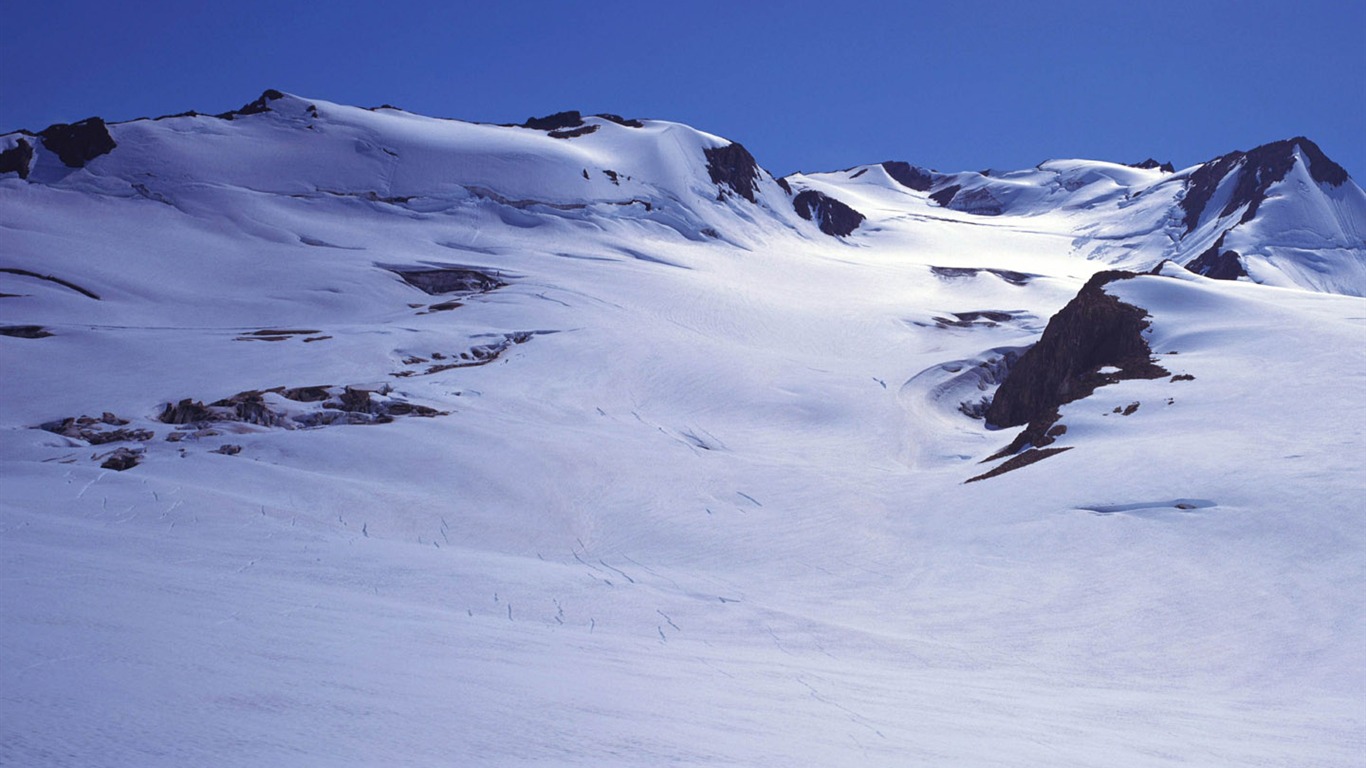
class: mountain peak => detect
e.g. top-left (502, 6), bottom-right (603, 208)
top-left (1180, 135), bottom-right (1351, 233)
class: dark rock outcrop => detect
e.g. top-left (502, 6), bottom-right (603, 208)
top-left (1180, 137), bottom-right (1349, 233)
top-left (704, 143), bottom-right (761, 203)
top-left (985, 271), bottom-right (1168, 430)
top-left (548, 125), bottom-right (599, 139)
top-left (40, 414), bottom-right (153, 444)
top-left (100, 447), bottom-right (144, 471)
top-left (944, 186), bottom-right (1003, 216)
top-left (386, 266), bottom-right (506, 295)
top-left (929, 266), bottom-right (1035, 286)
top-left (523, 111), bottom-right (584, 131)
top-left (929, 184), bottom-right (961, 208)
top-left (596, 113), bottom-right (644, 128)
top-left (881, 161), bottom-right (935, 191)
top-left (38, 118), bottom-right (116, 168)
top-left (1185, 233), bottom-right (1248, 280)
top-left (793, 189), bottom-right (864, 237)
top-left (218, 89), bottom-right (286, 119)
top-left (0, 138), bottom-right (34, 179)
top-left (966, 446), bottom-right (1072, 483)
top-left (1129, 158), bottom-right (1175, 172)
top-left (160, 399), bottom-right (217, 425)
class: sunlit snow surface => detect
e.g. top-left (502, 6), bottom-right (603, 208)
top-left (2, 96), bottom-right (1364, 766)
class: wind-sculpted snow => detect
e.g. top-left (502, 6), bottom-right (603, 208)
top-left (2, 92), bottom-right (1364, 766)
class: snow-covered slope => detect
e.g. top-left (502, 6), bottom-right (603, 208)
top-left (2, 92), bottom-right (1364, 766)
top-left (789, 138), bottom-right (1366, 296)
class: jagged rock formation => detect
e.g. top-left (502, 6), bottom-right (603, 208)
top-left (879, 160), bottom-right (934, 189)
top-left (881, 161), bottom-right (936, 191)
top-left (1185, 233), bottom-right (1248, 280)
top-left (37, 118), bottom-right (116, 168)
top-left (704, 143), bottom-right (761, 202)
top-left (223, 89), bottom-right (287, 118)
top-left (522, 111), bottom-right (585, 131)
top-left (793, 189), bottom-right (864, 236)
top-left (1129, 158), bottom-right (1175, 172)
top-left (985, 270), bottom-right (1168, 430)
top-left (0, 138), bottom-right (34, 179)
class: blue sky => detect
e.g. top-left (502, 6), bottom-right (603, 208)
top-left (3, 1), bottom-right (1363, 177)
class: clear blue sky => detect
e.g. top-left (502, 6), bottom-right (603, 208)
top-left (3, 1), bottom-right (1363, 177)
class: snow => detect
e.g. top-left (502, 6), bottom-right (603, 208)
top-left (2, 94), bottom-right (1364, 766)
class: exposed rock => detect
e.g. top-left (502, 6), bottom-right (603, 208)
top-left (211, 391), bottom-right (281, 426)
top-left (775, 177), bottom-right (793, 195)
top-left (1185, 233), bottom-right (1248, 280)
top-left (932, 311), bottom-right (1016, 329)
top-left (523, 111), bottom-right (584, 131)
top-left (792, 189), bottom-right (864, 237)
top-left (703, 143), bottom-right (761, 203)
top-left (39, 415), bottom-right (153, 444)
top-left (1171, 374), bottom-right (1195, 382)
top-left (966, 447), bottom-right (1072, 483)
top-left (38, 118), bottom-right (117, 168)
top-left (881, 161), bottom-right (935, 191)
top-left (281, 385), bottom-right (332, 402)
top-left (386, 266), bottom-right (506, 295)
top-left (159, 399), bottom-right (217, 425)
top-left (0, 138), bottom-right (34, 179)
top-left (218, 89), bottom-right (287, 119)
top-left (549, 125), bottom-right (599, 139)
top-left (595, 114), bottom-right (644, 128)
top-left (99, 447), bottom-right (144, 471)
top-left (928, 266), bottom-right (1034, 286)
top-left (944, 186), bottom-right (1003, 216)
top-left (211, 444), bottom-right (242, 456)
top-left (1129, 158), bottom-right (1175, 172)
top-left (985, 270), bottom-right (1168, 430)
top-left (1180, 137), bottom-right (1349, 233)
top-left (335, 387), bottom-right (374, 413)
top-left (929, 184), bottom-right (961, 208)
top-left (0, 325), bottom-right (51, 338)
top-left (404, 331), bottom-right (542, 376)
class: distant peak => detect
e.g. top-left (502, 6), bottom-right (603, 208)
top-left (1180, 135), bottom-right (1352, 233)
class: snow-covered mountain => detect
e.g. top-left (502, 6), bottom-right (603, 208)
top-left (2, 91), bottom-right (1364, 766)
top-left (788, 139), bottom-right (1366, 296)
